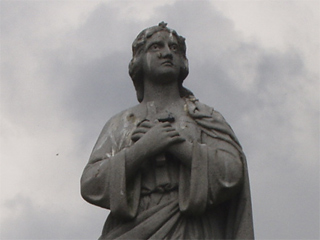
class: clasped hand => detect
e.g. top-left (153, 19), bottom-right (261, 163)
top-left (131, 120), bottom-right (185, 157)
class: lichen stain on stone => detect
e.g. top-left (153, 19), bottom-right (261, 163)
top-left (127, 113), bottom-right (136, 123)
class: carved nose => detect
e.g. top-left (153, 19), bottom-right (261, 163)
top-left (159, 45), bottom-right (173, 59)
top-left (162, 52), bottom-right (173, 59)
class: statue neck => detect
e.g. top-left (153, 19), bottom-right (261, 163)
top-left (142, 78), bottom-right (182, 111)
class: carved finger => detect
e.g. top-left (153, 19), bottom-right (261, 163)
top-left (159, 122), bottom-right (172, 127)
top-left (170, 136), bottom-right (185, 143)
top-left (167, 131), bottom-right (180, 137)
top-left (163, 127), bottom-right (176, 132)
top-left (137, 119), bottom-right (151, 127)
top-left (131, 133), bottom-right (144, 142)
top-left (132, 128), bottom-right (148, 135)
top-left (139, 121), bottom-right (154, 128)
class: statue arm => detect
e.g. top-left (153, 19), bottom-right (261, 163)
top-left (80, 118), bottom-right (120, 209)
top-left (177, 103), bottom-right (244, 213)
top-left (167, 140), bottom-right (193, 167)
top-left (206, 139), bottom-right (243, 206)
top-left (80, 113), bottom-right (185, 218)
top-left (168, 132), bottom-right (243, 204)
top-left (80, 115), bottom-right (141, 218)
top-left (177, 138), bottom-right (243, 215)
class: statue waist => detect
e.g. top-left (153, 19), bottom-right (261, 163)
top-left (141, 183), bottom-right (178, 196)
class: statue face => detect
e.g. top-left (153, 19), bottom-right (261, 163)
top-left (142, 31), bottom-right (181, 83)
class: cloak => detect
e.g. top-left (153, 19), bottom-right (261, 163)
top-left (81, 98), bottom-right (254, 239)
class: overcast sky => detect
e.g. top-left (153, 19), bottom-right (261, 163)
top-left (1, 1), bottom-right (319, 239)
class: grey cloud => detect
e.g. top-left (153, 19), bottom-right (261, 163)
top-left (1, 1), bottom-right (319, 239)
top-left (1, 194), bottom-right (107, 239)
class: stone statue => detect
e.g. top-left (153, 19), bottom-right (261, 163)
top-left (81, 22), bottom-right (254, 239)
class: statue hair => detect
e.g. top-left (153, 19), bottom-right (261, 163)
top-left (129, 22), bottom-right (193, 102)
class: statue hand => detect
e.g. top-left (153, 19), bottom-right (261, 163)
top-left (131, 120), bottom-right (155, 142)
top-left (132, 120), bottom-right (185, 157)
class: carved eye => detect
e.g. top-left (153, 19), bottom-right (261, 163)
top-left (150, 44), bottom-right (160, 50)
top-left (171, 44), bottom-right (178, 52)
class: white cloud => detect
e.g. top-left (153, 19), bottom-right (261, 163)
top-left (213, 1), bottom-right (319, 73)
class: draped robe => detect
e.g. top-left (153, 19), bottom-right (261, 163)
top-left (81, 98), bottom-right (254, 239)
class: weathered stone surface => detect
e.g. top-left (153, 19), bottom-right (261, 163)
top-left (81, 22), bottom-right (254, 239)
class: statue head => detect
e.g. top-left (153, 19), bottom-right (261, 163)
top-left (129, 22), bottom-right (191, 102)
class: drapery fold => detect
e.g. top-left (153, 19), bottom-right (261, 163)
top-left (81, 98), bottom-right (254, 239)
top-left (179, 142), bottom-right (208, 215)
top-left (110, 150), bottom-right (141, 219)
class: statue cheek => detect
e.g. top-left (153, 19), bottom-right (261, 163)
top-left (145, 54), bottom-right (154, 70)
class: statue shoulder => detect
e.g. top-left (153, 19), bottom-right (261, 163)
top-left (187, 98), bottom-right (224, 120)
top-left (101, 105), bottom-right (143, 133)
top-left (195, 100), bottom-right (227, 122)
top-left (92, 105), bottom-right (142, 154)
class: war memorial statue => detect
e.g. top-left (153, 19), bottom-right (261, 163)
top-left (81, 22), bottom-right (254, 239)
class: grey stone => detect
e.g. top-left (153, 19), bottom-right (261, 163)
top-left (81, 22), bottom-right (254, 239)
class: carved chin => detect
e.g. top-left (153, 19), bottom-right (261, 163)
top-left (155, 70), bottom-right (179, 82)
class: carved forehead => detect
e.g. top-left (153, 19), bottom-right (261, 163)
top-left (145, 27), bottom-right (176, 38)
top-left (131, 24), bottom-right (186, 57)
top-left (145, 31), bottom-right (179, 46)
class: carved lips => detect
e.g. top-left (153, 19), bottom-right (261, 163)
top-left (161, 60), bottom-right (174, 66)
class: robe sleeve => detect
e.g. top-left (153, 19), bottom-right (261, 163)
top-left (206, 137), bottom-right (243, 206)
top-left (178, 140), bottom-right (243, 214)
top-left (179, 103), bottom-right (244, 215)
top-left (80, 114), bottom-right (141, 220)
